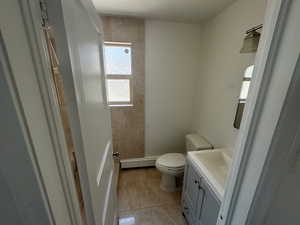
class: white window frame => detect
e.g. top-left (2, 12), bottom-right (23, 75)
top-left (104, 41), bottom-right (133, 106)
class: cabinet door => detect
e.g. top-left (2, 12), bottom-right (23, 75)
top-left (194, 184), bottom-right (205, 225)
top-left (182, 163), bottom-right (202, 225)
top-left (197, 180), bottom-right (220, 225)
top-left (183, 164), bottom-right (201, 211)
top-left (182, 196), bottom-right (194, 225)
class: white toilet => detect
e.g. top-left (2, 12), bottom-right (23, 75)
top-left (156, 134), bottom-right (213, 192)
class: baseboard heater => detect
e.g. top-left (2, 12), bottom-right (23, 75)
top-left (120, 156), bottom-right (159, 169)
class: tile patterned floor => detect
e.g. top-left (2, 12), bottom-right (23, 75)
top-left (118, 167), bottom-right (187, 225)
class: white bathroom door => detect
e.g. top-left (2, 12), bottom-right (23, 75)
top-left (60, 1), bottom-right (117, 225)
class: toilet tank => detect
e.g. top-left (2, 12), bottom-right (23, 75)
top-left (185, 134), bottom-right (212, 152)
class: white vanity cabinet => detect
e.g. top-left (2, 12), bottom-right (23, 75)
top-left (182, 160), bottom-right (221, 225)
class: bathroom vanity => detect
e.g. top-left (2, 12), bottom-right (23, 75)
top-left (182, 149), bottom-right (232, 225)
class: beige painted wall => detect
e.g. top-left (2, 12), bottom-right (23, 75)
top-left (193, 0), bottom-right (267, 154)
top-left (145, 20), bottom-right (202, 156)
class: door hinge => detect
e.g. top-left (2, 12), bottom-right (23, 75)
top-left (112, 152), bottom-right (121, 158)
top-left (39, 0), bottom-right (48, 26)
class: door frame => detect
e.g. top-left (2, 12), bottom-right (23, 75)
top-left (22, 0), bottom-right (108, 225)
top-left (4, 0), bottom-right (116, 224)
top-left (218, 0), bottom-right (300, 224)
top-left (23, 0), bottom-right (115, 225)
top-left (17, 1), bottom-right (86, 225)
top-left (6, 0), bottom-right (107, 225)
top-left (40, 0), bottom-right (108, 224)
top-left (0, 0), bottom-right (85, 225)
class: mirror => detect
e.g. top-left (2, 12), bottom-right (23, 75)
top-left (233, 65), bottom-right (254, 129)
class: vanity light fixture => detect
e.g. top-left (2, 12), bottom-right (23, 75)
top-left (240, 24), bottom-right (263, 53)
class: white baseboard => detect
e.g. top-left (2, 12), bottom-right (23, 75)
top-left (120, 156), bottom-right (159, 169)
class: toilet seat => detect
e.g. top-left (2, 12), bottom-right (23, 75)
top-left (156, 153), bottom-right (185, 175)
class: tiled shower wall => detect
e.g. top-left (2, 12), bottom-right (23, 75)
top-left (101, 16), bottom-right (145, 159)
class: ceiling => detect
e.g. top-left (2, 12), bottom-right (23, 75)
top-left (91, 0), bottom-right (236, 23)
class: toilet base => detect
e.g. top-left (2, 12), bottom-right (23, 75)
top-left (160, 173), bottom-right (182, 192)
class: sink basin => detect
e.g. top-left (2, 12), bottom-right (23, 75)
top-left (188, 149), bottom-right (232, 199)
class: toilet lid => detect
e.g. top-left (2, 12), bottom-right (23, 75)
top-left (157, 153), bottom-right (185, 168)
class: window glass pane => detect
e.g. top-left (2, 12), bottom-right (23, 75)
top-left (104, 45), bottom-right (132, 75)
top-left (107, 79), bottom-right (130, 102)
top-left (244, 65), bottom-right (254, 78)
top-left (239, 81), bottom-right (251, 99)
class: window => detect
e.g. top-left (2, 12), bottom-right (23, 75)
top-left (106, 79), bottom-right (130, 102)
top-left (103, 42), bottom-right (133, 106)
top-left (234, 65), bottom-right (254, 129)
